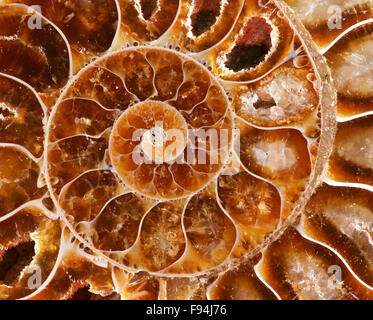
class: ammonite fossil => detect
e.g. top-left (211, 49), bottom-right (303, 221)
top-left (0, 0), bottom-right (372, 300)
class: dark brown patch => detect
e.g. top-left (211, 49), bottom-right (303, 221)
top-left (226, 17), bottom-right (273, 72)
top-left (253, 99), bottom-right (276, 110)
top-left (68, 286), bottom-right (121, 300)
top-left (0, 241), bottom-right (35, 285)
top-left (140, 0), bottom-right (158, 20)
top-left (191, 0), bottom-right (222, 36)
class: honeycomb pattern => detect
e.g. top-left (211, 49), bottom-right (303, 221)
top-left (0, 0), bottom-right (372, 300)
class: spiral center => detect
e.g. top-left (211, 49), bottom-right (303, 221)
top-left (110, 101), bottom-right (188, 172)
top-left (145, 126), bottom-right (167, 147)
top-left (140, 121), bottom-right (185, 163)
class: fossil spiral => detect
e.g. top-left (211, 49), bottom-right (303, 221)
top-left (0, 0), bottom-right (372, 300)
